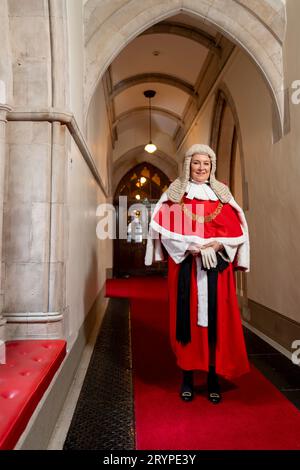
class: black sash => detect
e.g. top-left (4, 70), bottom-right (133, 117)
top-left (176, 251), bottom-right (229, 345)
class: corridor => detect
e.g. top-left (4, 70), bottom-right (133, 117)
top-left (0, 0), bottom-right (299, 454)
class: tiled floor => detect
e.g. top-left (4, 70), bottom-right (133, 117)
top-left (243, 328), bottom-right (300, 409)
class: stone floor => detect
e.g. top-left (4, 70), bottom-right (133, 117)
top-left (243, 329), bottom-right (300, 410)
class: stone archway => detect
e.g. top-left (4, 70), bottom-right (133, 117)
top-left (210, 82), bottom-right (248, 208)
top-left (84, 0), bottom-right (286, 134)
top-left (210, 82), bottom-right (250, 320)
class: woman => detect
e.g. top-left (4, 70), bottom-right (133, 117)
top-left (145, 144), bottom-right (250, 403)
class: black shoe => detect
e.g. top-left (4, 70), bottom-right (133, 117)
top-left (207, 366), bottom-right (222, 404)
top-left (208, 391), bottom-right (221, 404)
top-left (180, 383), bottom-right (194, 402)
top-left (180, 370), bottom-right (194, 402)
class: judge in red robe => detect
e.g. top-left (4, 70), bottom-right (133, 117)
top-left (145, 144), bottom-right (250, 403)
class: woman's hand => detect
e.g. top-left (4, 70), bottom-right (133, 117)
top-left (187, 241), bottom-right (224, 257)
top-left (201, 241), bottom-right (224, 253)
top-left (187, 243), bottom-right (202, 256)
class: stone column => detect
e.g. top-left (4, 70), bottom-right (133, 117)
top-left (1, 0), bottom-right (70, 341)
top-left (47, 120), bottom-right (69, 338)
top-left (3, 117), bottom-right (69, 340)
top-left (0, 103), bottom-right (11, 363)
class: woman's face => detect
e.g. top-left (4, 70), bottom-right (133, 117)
top-left (190, 153), bottom-right (211, 183)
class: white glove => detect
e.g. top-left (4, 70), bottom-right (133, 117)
top-left (200, 247), bottom-right (217, 269)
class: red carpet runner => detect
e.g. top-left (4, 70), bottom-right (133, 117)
top-left (106, 277), bottom-right (300, 450)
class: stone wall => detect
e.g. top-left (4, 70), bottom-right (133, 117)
top-left (0, 0), bottom-right (109, 344)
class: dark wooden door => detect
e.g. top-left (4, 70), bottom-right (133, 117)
top-left (113, 162), bottom-right (170, 277)
top-left (113, 203), bottom-right (167, 277)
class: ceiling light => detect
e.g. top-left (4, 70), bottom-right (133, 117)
top-left (144, 90), bottom-right (157, 154)
top-left (144, 143), bottom-right (157, 153)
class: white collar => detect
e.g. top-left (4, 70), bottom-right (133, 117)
top-left (185, 179), bottom-right (218, 200)
top-left (190, 178), bottom-right (209, 185)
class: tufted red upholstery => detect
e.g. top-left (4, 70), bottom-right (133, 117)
top-left (0, 340), bottom-right (66, 450)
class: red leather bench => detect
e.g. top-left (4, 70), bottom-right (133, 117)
top-left (0, 340), bottom-right (66, 450)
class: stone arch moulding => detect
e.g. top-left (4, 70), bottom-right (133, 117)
top-left (84, 0), bottom-right (286, 139)
top-left (210, 82), bottom-right (249, 211)
top-left (112, 146), bottom-right (178, 196)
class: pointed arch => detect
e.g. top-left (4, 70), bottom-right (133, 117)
top-left (113, 145), bottom-right (178, 195)
top-left (84, 0), bottom-right (286, 137)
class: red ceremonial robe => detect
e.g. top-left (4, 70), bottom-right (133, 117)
top-left (154, 195), bottom-right (250, 379)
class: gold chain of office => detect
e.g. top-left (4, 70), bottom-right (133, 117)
top-left (179, 200), bottom-right (223, 223)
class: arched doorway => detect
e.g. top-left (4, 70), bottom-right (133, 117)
top-left (113, 162), bottom-right (171, 277)
top-left (211, 87), bottom-right (246, 207)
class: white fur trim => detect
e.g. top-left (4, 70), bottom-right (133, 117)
top-left (145, 192), bottom-right (250, 272)
top-left (227, 196), bottom-right (250, 272)
top-left (150, 219), bottom-right (247, 245)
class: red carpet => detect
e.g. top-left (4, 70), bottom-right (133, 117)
top-left (106, 277), bottom-right (300, 450)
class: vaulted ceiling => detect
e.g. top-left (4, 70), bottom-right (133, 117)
top-left (103, 13), bottom-right (235, 153)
